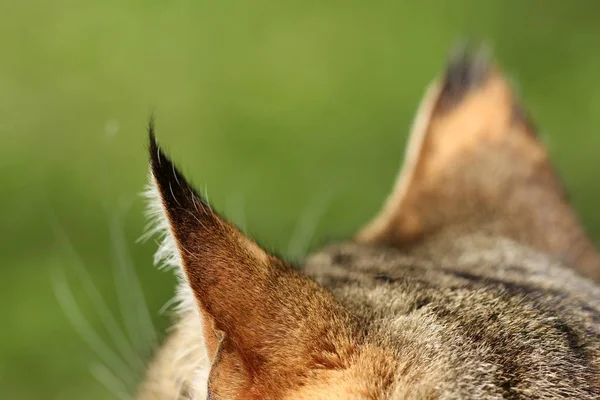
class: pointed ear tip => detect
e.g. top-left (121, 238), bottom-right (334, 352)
top-left (148, 115), bottom-right (158, 155)
top-left (147, 117), bottom-right (168, 173)
top-left (438, 42), bottom-right (497, 106)
top-left (146, 121), bottom-right (174, 188)
top-left (144, 123), bottom-right (207, 209)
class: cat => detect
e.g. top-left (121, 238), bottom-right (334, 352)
top-left (138, 48), bottom-right (600, 399)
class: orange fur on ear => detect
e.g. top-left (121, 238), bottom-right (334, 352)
top-left (357, 46), bottom-right (600, 281)
top-left (148, 129), bottom-right (359, 398)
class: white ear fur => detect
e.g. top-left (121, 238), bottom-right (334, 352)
top-left (141, 172), bottom-right (211, 399)
top-left (141, 173), bottom-right (197, 313)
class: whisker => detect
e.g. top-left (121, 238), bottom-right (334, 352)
top-left (287, 190), bottom-right (336, 261)
top-left (51, 270), bottom-right (137, 393)
top-left (109, 212), bottom-right (157, 359)
top-left (50, 219), bottom-right (145, 377)
top-left (89, 362), bottom-right (133, 400)
top-left (225, 191), bottom-right (247, 232)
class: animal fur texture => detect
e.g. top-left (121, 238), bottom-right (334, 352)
top-left (138, 48), bottom-right (600, 399)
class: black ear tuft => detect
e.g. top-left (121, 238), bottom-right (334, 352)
top-left (438, 42), bottom-right (492, 110)
top-left (148, 121), bottom-right (208, 215)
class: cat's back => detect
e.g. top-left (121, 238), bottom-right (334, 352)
top-left (304, 235), bottom-right (600, 398)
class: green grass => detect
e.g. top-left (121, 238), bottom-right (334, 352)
top-left (3, 1), bottom-right (600, 398)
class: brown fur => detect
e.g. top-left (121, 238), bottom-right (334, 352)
top-left (357, 50), bottom-right (600, 281)
top-left (139, 48), bottom-right (600, 399)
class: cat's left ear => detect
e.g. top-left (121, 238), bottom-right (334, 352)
top-left (357, 47), bottom-right (600, 280)
top-left (148, 128), bottom-right (358, 398)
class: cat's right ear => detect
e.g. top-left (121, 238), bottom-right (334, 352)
top-left (147, 127), bottom-right (364, 398)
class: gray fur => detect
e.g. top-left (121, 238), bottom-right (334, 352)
top-left (304, 233), bottom-right (600, 398)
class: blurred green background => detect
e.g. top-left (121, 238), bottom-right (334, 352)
top-left (3, 1), bottom-right (600, 399)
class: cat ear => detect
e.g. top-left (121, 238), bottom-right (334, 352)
top-left (148, 127), bottom-right (357, 397)
top-left (357, 46), bottom-right (600, 280)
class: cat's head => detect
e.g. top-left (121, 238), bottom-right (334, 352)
top-left (141, 47), bottom-right (599, 399)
